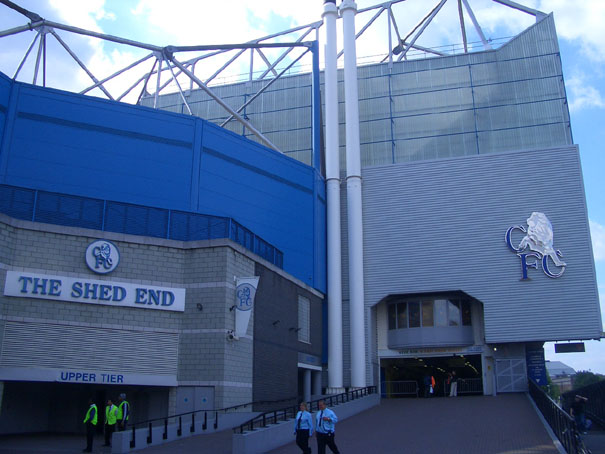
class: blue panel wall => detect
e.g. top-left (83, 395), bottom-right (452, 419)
top-left (200, 122), bottom-right (322, 287)
top-left (0, 74), bottom-right (326, 292)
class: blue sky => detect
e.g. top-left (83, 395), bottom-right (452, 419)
top-left (0, 0), bottom-right (603, 373)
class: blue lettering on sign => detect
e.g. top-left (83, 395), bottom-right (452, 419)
top-left (59, 371), bottom-right (98, 382)
top-left (135, 288), bottom-right (174, 306)
top-left (71, 282), bottom-right (127, 302)
top-left (17, 276), bottom-right (62, 296)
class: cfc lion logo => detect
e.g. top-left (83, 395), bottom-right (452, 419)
top-left (505, 212), bottom-right (566, 279)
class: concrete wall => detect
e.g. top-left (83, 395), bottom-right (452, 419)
top-left (252, 263), bottom-right (323, 408)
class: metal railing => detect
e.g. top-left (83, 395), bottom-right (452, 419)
top-left (382, 380), bottom-right (418, 397)
top-left (562, 380), bottom-right (605, 429)
top-left (127, 396), bottom-right (297, 448)
top-left (528, 379), bottom-right (590, 454)
top-left (442, 377), bottom-right (483, 396)
top-left (233, 386), bottom-right (377, 434)
top-left (0, 183), bottom-right (283, 268)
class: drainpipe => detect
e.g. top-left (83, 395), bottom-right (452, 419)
top-left (341, 0), bottom-right (366, 389)
top-left (323, 0), bottom-right (345, 394)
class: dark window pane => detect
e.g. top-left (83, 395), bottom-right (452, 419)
top-left (408, 302), bottom-right (420, 328)
top-left (448, 299), bottom-right (460, 326)
top-left (462, 300), bottom-right (472, 326)
top-left (397, 303), bottom-right (407, 329)
top-left (422, 301), bottom-right (434, 327)
top-left (388, 304), bottom-right (397, 330)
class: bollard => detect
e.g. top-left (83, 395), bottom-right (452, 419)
top-left (203, 411), bottom-right (207, 431)
top-left (177, 416), bottom-right (182, 436)
top-left (163, 418), bottom-right (168, 440)
top-left (130, 424), bottom-right (136, 448)
top-left (147, 422), bottom-right (152, 444)
top-left (214, 412), bottom-right (218, 430)
top-left (190, 412), bottom-right (195, 433)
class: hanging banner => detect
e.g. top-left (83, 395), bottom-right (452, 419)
top-left (234, 276), bottom-right (259, 338)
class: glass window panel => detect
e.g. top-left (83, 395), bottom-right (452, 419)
top-left (298, 296), bottom-right (310, 343)
top-left (422, 301), bottom-right (434, 327)
top-left (408, 302), bottom-right (420, 328)
top-left (448, 300), bottom-right (461, 326)
top-left (435, 300), bottom-right (447, 326)
top-left (461, 300), bottom-right (472, 326)
top-left (397, 303), bottom-right (408, 329)
top-left (388, 304), bottom-right (397, 330)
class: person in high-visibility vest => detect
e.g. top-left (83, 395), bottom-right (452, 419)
top-left (83, 398), bottom-right (97, 453)
top-left (117, 393), bottom-right (130, 432)
top-left (103, 399), bottom-right (118, 447)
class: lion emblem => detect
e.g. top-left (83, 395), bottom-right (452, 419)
top-left (518, 212), bottom-right (566, 267)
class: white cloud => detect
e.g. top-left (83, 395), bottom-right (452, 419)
top-left (590, 220), bottom-right (605, 262)
top-left (537, 0), bottom-right (605, 63)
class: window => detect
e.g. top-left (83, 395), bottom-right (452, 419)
top-left (461, 300), bottom-right (472, 326)
top-left (298, 295), bottom-right (310, 343)
top-left (387, 296), bottom-right (472, 330)
top-left (447, 299), bottom-right (460, 326)
top-left (434, 299), bottom-right (447, 326)
top-left (397, 302), bottom-right (407, 329)
top-left (388, 304), bottom-right (397, 330)
top-left (422, 301), bottom-right (434, 327)
top-left (408, 302), bottom-right (420, 328)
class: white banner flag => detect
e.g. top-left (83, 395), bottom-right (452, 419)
top-left (234, 276), bottom-right (259, 338)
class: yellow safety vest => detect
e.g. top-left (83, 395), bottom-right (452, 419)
top-left (106, 404), bottom-right (117, 425)
top-left (83, 404), bottom-right (98, 425)
top-left (117, 401), bottom-right (129, 421)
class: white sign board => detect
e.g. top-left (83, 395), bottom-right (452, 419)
top-left (3, 271), bottom-right (185, 312)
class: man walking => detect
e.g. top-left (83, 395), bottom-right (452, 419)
top-left (82, 398), bottom-right (97, 453)
top-left (103, 399), bottom-right (118, 447)
top-left (315, 400), bottom-right (340, 454)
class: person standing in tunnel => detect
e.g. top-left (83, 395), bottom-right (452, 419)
top-left (82, 398), bottom-right (97, 453)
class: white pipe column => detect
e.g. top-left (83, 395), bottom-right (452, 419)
top-left (341, 0), bottom-right (366, 389)
top-left (323, 0), bottom-right (345, 394)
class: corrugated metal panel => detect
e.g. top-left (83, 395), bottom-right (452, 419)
top-left (0, 321), bottom-right (178, 375)
top-left (361, 146), bottom-right (601, 343)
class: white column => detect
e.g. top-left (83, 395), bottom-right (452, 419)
top-left (304, 369), bottom-right (312, 403)
top-left (312, 370), bottom-right (323, 398)
top-left (341, 0), bottom-right (366, 389)
top-left (323, 0), bottom-right (344, 394)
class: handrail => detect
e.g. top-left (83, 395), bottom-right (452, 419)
top-left (126, 395), bottom-right (297, 449)
top-left (233, 386), bottom-right (377, 434)
top-left (562, 379), bottom-right (605, 428)
top-left (527, 379), bottom-right (589, 454)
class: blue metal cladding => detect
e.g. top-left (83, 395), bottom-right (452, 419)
top-left (0, 75), bottom-right (323, 291)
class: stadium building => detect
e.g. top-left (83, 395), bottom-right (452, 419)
top-left (0, 0), bottom-right (602, 435)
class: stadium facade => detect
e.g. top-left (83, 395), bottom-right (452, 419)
top-left (0, 0), bottom-right (602, 434)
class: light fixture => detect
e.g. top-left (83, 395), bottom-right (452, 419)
top-left (196, 303), bottom-right (203, 311)
top-left (272, 320), bottom-right (280, 326)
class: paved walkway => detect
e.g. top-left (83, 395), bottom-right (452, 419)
top-left (0, 394), bottom-right (602, 454)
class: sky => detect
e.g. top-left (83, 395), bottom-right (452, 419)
top-left (0, 0), bottom-right (604, 373)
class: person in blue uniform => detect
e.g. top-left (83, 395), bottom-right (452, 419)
top-left (294, 401), bottom-right (314, 453)
top-left (315, 400), bottom-right (340, 454)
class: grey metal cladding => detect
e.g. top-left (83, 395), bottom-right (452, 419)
top-left (361, 146), bottom-right (601, 343)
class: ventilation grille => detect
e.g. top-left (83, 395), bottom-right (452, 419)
top-left (0, 321), bottom-right (178, 375)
